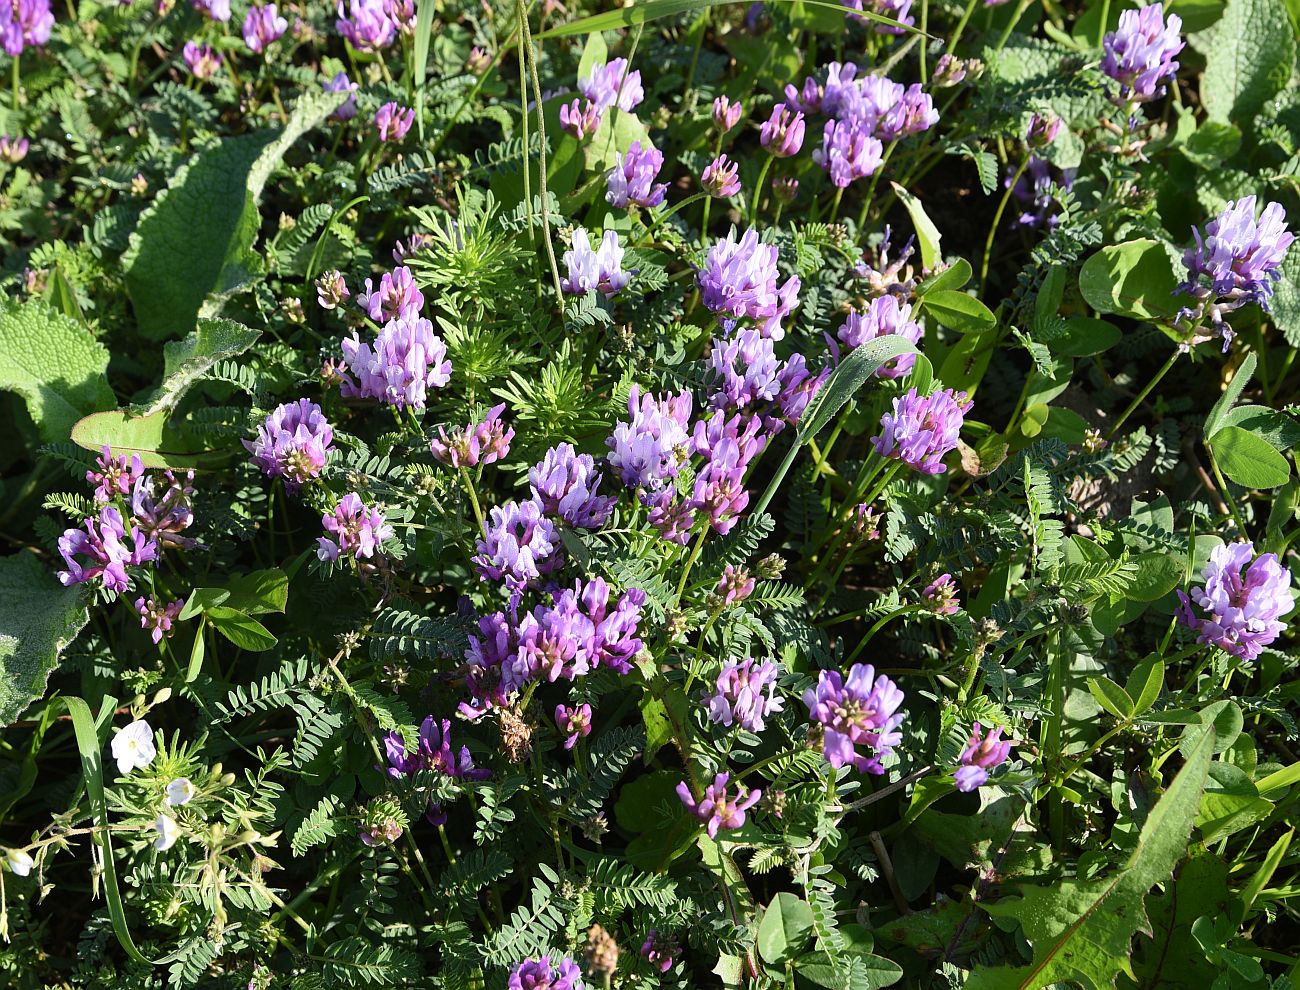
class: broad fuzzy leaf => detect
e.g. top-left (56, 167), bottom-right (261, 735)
top-left (132, 318), bottom-right (261, 415)
top-left (0, 553), bottom-right (91, 724)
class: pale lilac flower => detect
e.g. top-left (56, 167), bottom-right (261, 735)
top-left (4, 848), bottom-right (34, 877)
top-left (803, 664), bottom-right (905, 774)
top-left (717, 564), bottom-right (755, 605)
top-left (708, 328), bottom-right (783, 411)
top-left (954, 722), bottom-right (1012, 791)
top-left (191, 0), bottom-right (230, 21)
top-left (888, 84), bottom-right (939, 138)
top-left (813, 118), bottom-right (883, 188)
top-left (932, 53), bottom-right (974, 87)
top-left (759, 103), bottom-right (805, 158)
top-left (528, 443), bottom-right (616, 529)
top-left (701, 155), bottom-right (741, 198)
top-left (357, 265), bottom-right (423, 322)
top-left (1101, 3), bottom-right (1183, 102)
top-left (87, 445), bottom-right (144, 503)
top-left (578, 57), bottom-right (642, 112)
top-left (705, 657), bottom-right (784, 732)
top-left (605, 140), bottom-right (667, 209)
top-left (383, 0), bottom-right (414, 32)
top-left (244, 398), bottom-right (335, 489)
top-left (836, 295), bottom-right (921, 378)
top-left (785, 61), bottom-right (863, 117)
top-left (316, 269), bottom-right (349, 309)
top-left (872, 387), bottom-right (971, 475)
top-left (841, 0), bottom-right (913, 32)
top-left (697, 228), bottom-right (801, 338)
top-left (336, 0), bottom-right (396, 52)
top-left (676, 773), bottom-right (761, 838)
top-left (559, 98), bottom-right (602, 139)
top-left (1010, 157), bottom-right (1074, 229)
top-left (111, 719), bottom-right (156, 775)
top-left (165, 777), bottom-right (196, 806)
top-left (774, 354), bottom-right (828, 426)
top-left (0, 0), bottom-right (53, 55)
top-left (58, 506), bottom-right (158, 593)
top-left (554, 703), bottom-right (592, 749)
top-left (1026, 111), bottom-right (1062, 149)
top-left (689, 418), bottom-right (762, 534)
top-left (473, 499), bottom-right (561, 590)
top-left (606, 386), bottom-right (693, 491)
top-left (135, 596), bottom-right (183, 644)
top-left (182, 41), bottom-right (221, 80)
top-left (242, 4), bottom-right (287, 53)
top-left (508, 956), bottom-right (584, 990)
top-left (1177, 541), bottom-right (1294, 661)
top-left (323, 71), bottom-right (359, 120)
top-left (641, 930), bottom-right (679, 973)
top-left (0, 135), bottom-right (28, 163)
top-left (430, 404), bottom-right (514, 468)
top-left (712, 95), bottom-right (743, 132)
top-left (131, 470), bottom-right (197, 550)
top-left (153, 814), bottom-right (180, 851)
top-left (317, 492), bottom-right (393, 562)
top-left (341, 316), bottom-right (452, 409)
top-left (853, 503), bottom-right (881, 540)
top-left (375, 102), bottom-right (415, 142)
top-left (561, 228), bottom-right (632, 297)
top-left (922, 573), bottom-right (960, 614)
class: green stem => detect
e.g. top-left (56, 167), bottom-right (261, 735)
top-left (749, 154), bottom-right (775, 224)
top-left (993, 0), bottom-right (1034, 50)
top-left (1208, 447), bottom-right (1249, 538)
top-left (945, 0), bottom-right (980, 54)
top-left (1109, 348), bottom-right (1178, 439)
top-left (11, 56), bottom-right (19, 110)
top-left (458, 467), bottom-right (487, 535)
top-left (517, 0), bottom-right (564, 302)
top-left (1095, 0), bottom-right (1111, 47)
top-left (855, 140), bottom-right (897, 231)
top-left (979, 155), bottom-right (1029, 295)
top-left (674, 526), bottom-right (709, 604)
top-left (843, 604), bottom-right (927, 667)
top-left (517, 23), bottom-right (533, 237)
top-left (650, 191), bottom-right (709, 234)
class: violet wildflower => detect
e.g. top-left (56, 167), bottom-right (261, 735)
top-left (705, 657), bottom-right (784, 732)
top-left (131, 470), bottom-right (198, 550)
top-left (842, 0), bottom-right (913, 31)
top-left (110, 719), bottom-right (156, 775)
top-left (336, 0), bottom-right (396, 52)
top-left (716, 564), bottom-right (755, 605)
top-left (242, 4), bottom-right (287, 53)
top-left (508, 956), bottom-right (584, 990)
top-left (323, 71), bottom-right (359, 120)
top-left (759, 103), bottom-right (806, 158)
top-left (772, 175), bottom-right (799, 203)
top-left (701, 154), bottom-right (741, 198)
top-left (87, 445), bottom-right (144, 503)
top-left (0, 135), bottom-right (28, 163)
top-left (384, 716), bottom-right (490, 780)
top-left (606, 386), bottom-right (693, 491)
top-left (1177, 541), bottom-right (1294, 661)
top-left (430, 404), bottom-right (514, 468)
top-left (932, 53), bottom-right (975, 88)
top-left (392, 232), bottom-right (434, 262)
top-left (554, 703), bottom-right (593, 749)
top-left (341, 316), bottom-right (451, 409)
top-left (1009, 157), bottom-right (1074, 229)
top-left (1026, 111), bottom-right (1062, 149)
top-left (559, 98), bottom-right (602, 140)
top-left (135, 596), bottom-right (183, 644)
top-left (383, 0), bottom-right (415, 32)
top-left (641, 930), bottom-right (680, 973)
top-left (473, 499), bottom-right (562, 590)
top-left (690, 434), bottom-right (757, 535)
top-left (578, 56), bottom-right (643, 112)
top-left (836, 295), bottom-right (921, 379)
top-left (785, 61), bottom-right (862, 117)
top-left (872, 387), bottom-right (971, 475)
top-left (853, 503), bottom-right (881, 540)
top-left (58, 507), bottom-right (158, 594)
top-left (708, 328), bottom-right (783, 411)
top-left (605, 140), bottom-right (667, 209)
top-left (889, 84), bottom-right (939, 138)
top-left (528, 443), bottom-right (616, 529)
top-left (712, 95), bottom-right (743, 132)
top-left (954, 722), bottom-right (1013, 792)
top-left (0, 0), bottom-right (53, 56)
top-left (317, 493), bottom-right (393, 562)
top-left (182, 41), bottom-right (221, 80)
top-left (774, 354), bottom-right (828, 427)
top-left (813, 118), bottom-right (883, 188)
top-left (803, 663), bottom-right (905, 774)
top-left (375, 102), bottom-right (415, 142)
top-left (461, 611), bottom-right (519, 717)
top-left (922, 573), bottom-right (960, 615)
top-left (357, 265), bottom-right (424, 322)
top-left (316, 269), bottom-right (349, 309)
top-left (560, 228), bottom-right (632, 297)
top-left (581, 577), bottom-right (647, 674)
top-left (676, 773), bottom-right (762, 838)
top-left (191, 0), bottom-right (230, 21)
top-left (697, 228), bottom-right (801, 338)
top-left (1101, 3), bottom-right (1183, 102)
top-left (244, 398), bottom-right (335, 489)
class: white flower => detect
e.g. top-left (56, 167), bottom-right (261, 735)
top-left (153, 814), bottom-right (180, 851)
top-left (165, 777), bottom-right (196, 807)
top-left (4, 848), bottom-right (34, 876)
top-left (110, 720), bottom-right (156, 776)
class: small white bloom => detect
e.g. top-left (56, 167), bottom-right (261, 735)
top-left (153, 814), bottom-right (180, 851)
top-left (110, 720), bottom-right (156, 776)
top-left (4, 848), bottom-right (34, 877)
top-left (165, 777), bottom-right (196, 807)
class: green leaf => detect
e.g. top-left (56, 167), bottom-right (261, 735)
top-left (890, 183), bottom-right (942, 270)
top-left (967, 723), bottom-right (1216, 990)
top-left (757, 892), bottom-right (815, 965)
top-left (206, 606), bottom-right (278, 651)
top-left (915, 257), bottom-right (972, 296)
top-left (1078, 239), bottom-right (1180, 320)
top-left (132, 318), bottom-right (261, 416)
top-left (222, 568), bottom-right (289, 615)
top-left (1203, 350), bottom-right (1256, 439)
top-left (178, 587), bottom-right (230, 621)
top-left (0, 298), bottom-right (115, 442)
top-left (1087, 676), bottom-right (1134, 720)
top-left (1125, 657), bottom-right (1164, 717)
top-left (795, 950), bottom-right (903, 989)
top-left (0, 553), bottom-right (91, 725)
top-left (1218, 404), bottom-right (1300, 452)
top-left (1127, 552), bottom-right (1183, 602)
top-left (1269, 248), bottom-right (1300, 347)
top-left (1208, 426), bottom-right (1292, 489)
top-left (71, 408), bottom-right (212, 470)
top-left (1198, 0), bottom-right (1297, 124)
top-left (920, 289), bottom-right (997, 334)
top-left (537, 0), bottom-right (917, 37)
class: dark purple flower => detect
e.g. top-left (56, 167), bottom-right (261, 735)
top-left (508, 956), bottom-right (583, 990)
top-left (336, 0), bottom-right (396, 52)
top-left (1009, 156), bottom-right (1074, 229)
top-left (323, 71), bottom-right (359, 120)
top-left (357, 265), bottom-right (424, 322)
top-left (759, 103), bottom-right (806, 158)
top-left (554, 703), bottom-right (592, 749)
top-left (0, 0), bottom-right (53, 56)
top-left (473, 499), bottom-right (562, 591)
top-left (701, 155), bottom-right (741, 198)
top-left (697, 228), bottom-right (801, 339)
top-left (244, 399), bottom-right (335, 489)
top-left (954, 722), bottom-right (1012, 791)
top-left (560, 229), bottom-right (632, 297)
top-left (605, 140), bottom-right (667, 209)
top-left (640, 930), bottom-right (680, 973)
top-left (341, 316), bottom-right (451, 409)
top-left (135, 596), bottom-right (183, 644)
top-left (705, 657), bottom-right (783, 732)
top-left (58, 506), bottom-right (158, 594)
top-left (242, 4), bottom-right (287, 53)
top-left (606, 386), bottom-right (693, 492)
top-left (559, 98), bottom-right (602, 139)
top-left (87, 445), bottom-right (144, 503)
top-left (922, 573), bottom-right (960, 615)
top-left (836, 295), bottom-right (921, 379)
top-left (430, 403), bottom-right (514, 468)
top-left (1101, 3), bottom-right (1183, 102)
top-left (803, 663), bottom-right (905, 774)
top-left (131, 470), bottom-right (197, 550)
top-left (676, 773), bottom-right (761, 838)
top-left (1177, 541), bottom-right (1294, 661)
top-left (1026, 111), bottom-right (1062, 149)
top-left (317, 492), bottom-right (393, 562)
top-left (529, 443), bottom-right (616, 529)
top-left (375, 102), bottom-right (415, 142)
top-left (384, 716), bottom-right (489, 780)
top-left (577, 57), bottom-right (642, 112)
top-left (872, 387), bottom-right (971, 475)
top-left (462, 611), bottom-right (518, 718)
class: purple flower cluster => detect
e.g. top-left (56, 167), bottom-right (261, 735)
top-left (813, 118), bottom-right (883, 188)
top-left (697, 228), bottom-right (801, 339)
top-left (707, 327), bottom-right (827, 429)
top-left (788, 63), bottom-right (937, 139)
top-left (759, 104), bottom-right (806, 158)
top-left (701, 155), bottom-right (741, 198)
top-left (87, 446), bottom-right (143, 503)
top-left (192, 0), bottom-right (231, 22)
top-left (713, 95), bottom-right (743, 132)
top-left (676, 773), bottom-right (761, 838)
top-left (641, 930), bottom-right (680, 973)
top-left (559, 99), bottom-right (602, 140)
top-left (242, 4), bottom-right (287, 53)
top-left (182, 41), bottom-right (221, 80)
top-left (1177, 541), bottom-right (1294, 661)
top-left (323, 71), bottom-right (359, 120)
top-left (578, 57), bottom-right (643, 113)
top-left (317, 493), bottom-right (393, 562)
top-left (705, 658), bottom-right (784, 733)
top-left (606, 386), bottom-right (693, 493)
top-left (717, 563), bottom-right (755, 604)
top-left (1009, 157), bottom-right (1074, 229)
top-left (836, 295), bottom-right (921, 378)
top-left (341, 316), bottom-right (452, 409)
top-left (357, 265), bottom-right (424, 322)
top-left (528, 443), bottom-right (616, 529)
top-left (58, 507), bottom-right (159, 594)
top-left (336, 0), bottom-right (397, 52)
top-left (561, 229), bottom-right (632, 297)
top-left (0, 0), bottom-right (53, 56)
top-left (1101, 3), bottom-right (1183, 102)
top-left (472, 499), bottom-right (562, 591)
top-left (922, 573), bottom-right (960, 615)
top-left (375, 102), bottom-right (415, 142)
top-left (135, 596), bottom-right (184, 644)
top-left (131, 470), bottom-right (198, 550)
top-left (245, 399), bottom-right (335, 489)
top-left (430, 404), bottom-right (514, 468)
top-left (385, 716), bottom-right (488, 825)
top-left (554, 703), bottom-right (592, 749)
top-left (508, 956), bottom-right (584, 990)
top-left (872, 387), bottom-right (971, 475)
top-left (803, 663), bottom-right (905, 774)
top-left (954, 723), bottom-right (1012, 792)
top-left (841, 0), bottom-right (914, 32)
top-left (605, 140), bottom-right (666, 209)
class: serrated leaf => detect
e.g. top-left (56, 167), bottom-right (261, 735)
top-left (0, 299), bottom-right (115, 442)
top-left (0, 553), bottom-right (91, 724)
top-left (132, 318), bottom-right (261, 415)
